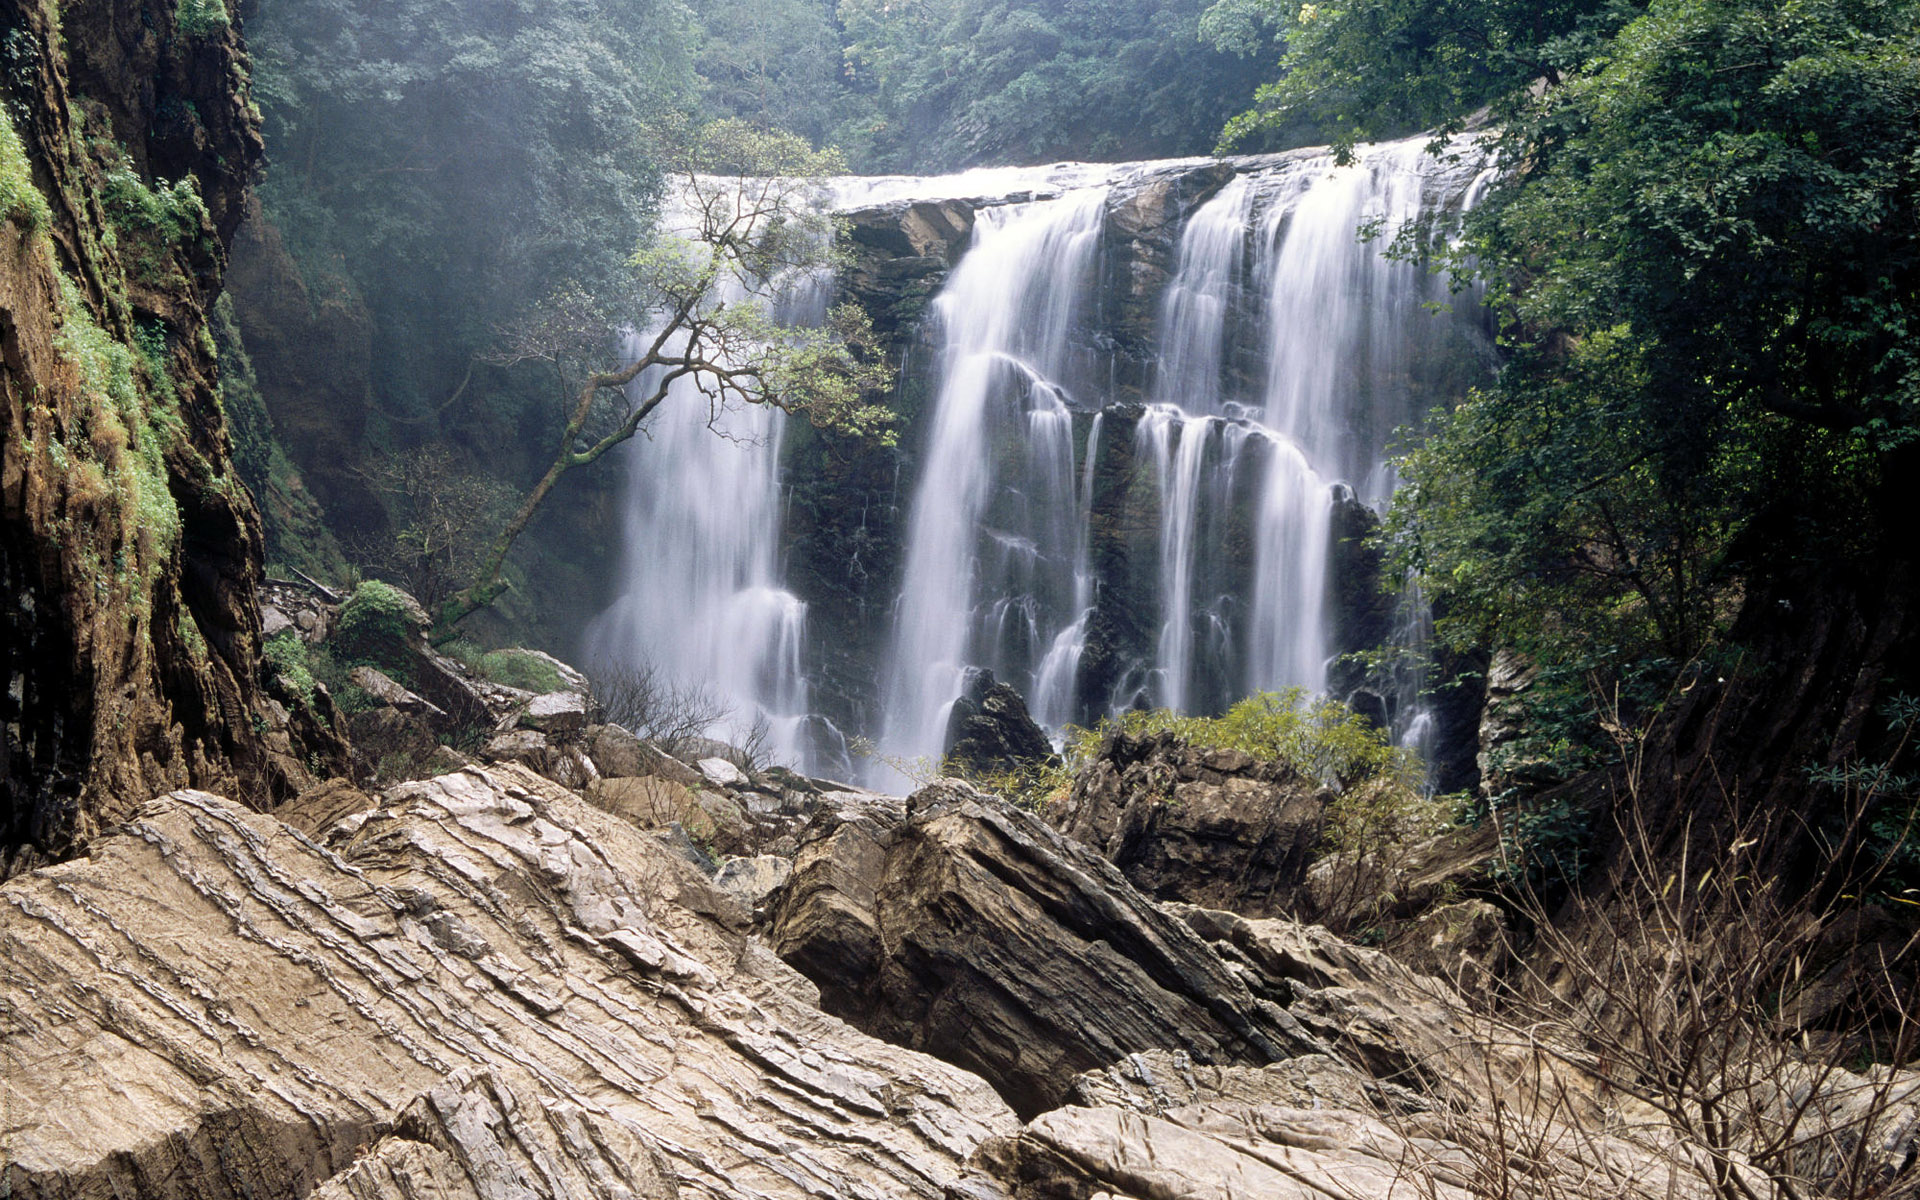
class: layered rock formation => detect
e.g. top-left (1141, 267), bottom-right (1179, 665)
top-left (6, 746), bottom-right (1915, 1199)
top-left (1, 764), bottom-right (1018, 1199)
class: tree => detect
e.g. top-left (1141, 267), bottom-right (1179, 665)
top-left (1202, 0), bottom-right (1641, 158)
top-left (434, 118), bottom-right (895, 633)
top-left (347, 446), bottom-right (515, 612)
top-left (1390, 0), bottom-right (1920, 685)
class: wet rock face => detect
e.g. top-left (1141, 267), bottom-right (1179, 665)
top-left (3, 0), bottom-right (274, 875)
top-left (942, 667), bottom-right (1057, 775)
top-left (0, 765), bottom-right (1017, 1200)
top-left (1049, 730), bottom-right (1328, 916)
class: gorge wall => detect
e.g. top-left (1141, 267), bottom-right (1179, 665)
top-left (0, 0), bottom-right (306, 876)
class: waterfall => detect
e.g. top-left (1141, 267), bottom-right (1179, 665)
top-left (878, 187), bottom-right (1109, 769)
top-left (586, 134), bottom-right (1493, 781)
top-left (584, 252), bottom-right (831, 770)
top-left (873, 135), bottom-right (1490, 770)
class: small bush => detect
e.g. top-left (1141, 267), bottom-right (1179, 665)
top-left (1094, 687), bottom-right (1416, 789)
top-left (263, 632), bottom-right (316, 708)
top-left (334, 580), bottom-right (422, 676)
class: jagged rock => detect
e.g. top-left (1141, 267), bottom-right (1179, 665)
top-left (481, 729), bottom-right (597, 790)
top-left (517, 690), bottom-right (588, 735)
top-left (769, 781), bottom-right (1316, 1117)
top-left (349, 665), bottom-right (450, 723)
top-left (1048, 730), bottom-right (1327, 915)
top-left (1068, 1050), bottom-right (1377, 1116)
top-left (2, 0), bottom-right (284, 875)
top-left (698, 755), bottom-right (751, 789)
top-left (0, 765), bottom-right (1018, 1199)
top-left (714, 855), bottom-right (794, 911)
top-left (584, 723), bottom-right (704, 786)
top-left (274, 778), bottom-right (374, 838)
top-left (978, 1100), bottom-right (1498, 1200)
top-left (766, 797), bottom-right (907, 1016)
top-left (942, 667), bottom-right (1056, 775)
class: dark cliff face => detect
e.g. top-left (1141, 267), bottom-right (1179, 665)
top-left (1, 0), bottom-right (278, 876)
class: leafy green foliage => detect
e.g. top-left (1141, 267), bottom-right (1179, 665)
top-left (1382, 0), bottom-right (1920, 729)
top-left (1094, 687), bottom-right (1418, 789)
top-left (0, 108), bottom-right (51, 231)
top-left (1206, 0), bottom-right (1639, 157)
top-left (689, 0), bottom-right (848, 146)
top-left (100, 167), bottom-right (210, 286)
top-left (837, 0), bottom-right (1277, 169)
top-left (176, 0), bottom-right (231, 36)
top-left (263, 632), bottom-right (318, 708)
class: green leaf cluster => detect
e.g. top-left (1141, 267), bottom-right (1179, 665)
top-left (1380, 0), bottom-right (1920, 704)
top-left (836, 0), bottom-right (1278, 169)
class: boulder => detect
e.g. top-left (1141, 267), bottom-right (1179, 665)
top-left (1048, 730), bottom-right (1327, 915)
top-left (349, 664), bottom-right (450, 724)
top-left (584, 724), bottom-right (705, 787)
top-left (698, 756), bottom-right (752, 790)
top-left (714, 855), bottom-right (795, 911)
top-left (518, 690), bottom-right (588, 736)
top-left (942, 667), bottom-right (1057, 776)
top-left (769, 781), bottom-right (1316, 1117)
top-left (0, 766), bottom-right (1018, 1199)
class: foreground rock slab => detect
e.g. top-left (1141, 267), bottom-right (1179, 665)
top-left (770, 781), bottom-right (1320, 1116)
top-left (0, 764), bottom-right (1016, 1199)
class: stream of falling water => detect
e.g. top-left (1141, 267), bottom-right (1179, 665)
top-left (588, 135), bottom-right (1492, 779)
top-left (878, 187), bottom-right (1110, 770)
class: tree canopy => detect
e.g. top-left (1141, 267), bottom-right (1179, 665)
top-left (838, 0), bottom-right (1279, 169)
top-left (1372, 0), bottom-right (1919, 748)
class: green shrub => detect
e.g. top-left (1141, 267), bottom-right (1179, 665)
top-left (334, 580), bottom-right (422, 676)
top-left (1, 109), bottom-right (51, 232)
top-left (1093, 688), bottom-right (1416, 789)
top-left (263, 632), bottom-right (316, 708)
top-left (176, 0), bottom-right (230, 37)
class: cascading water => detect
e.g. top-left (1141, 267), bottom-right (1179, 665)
top-left (586, 134), bottom-right (1493, 783)
top-left (584, 258), bottom-right (831, 771)
top-left (876, 135), bottom-right (1492, 771)
top-left (878, 187), bottom-right (1110, 769)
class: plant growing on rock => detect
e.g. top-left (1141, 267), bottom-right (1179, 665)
top-left (1098, 687), bottom-right (1419, 790)
top-left (436, 118), bottom-right (895, 635)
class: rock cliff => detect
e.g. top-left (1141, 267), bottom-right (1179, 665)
top-left (0, 0), bottom-right (300, 877)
